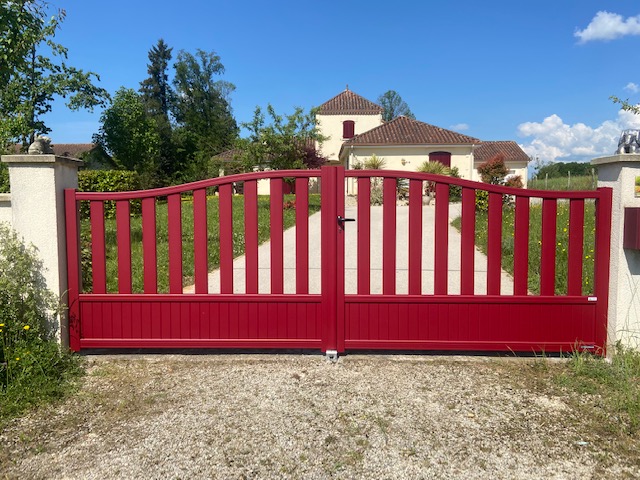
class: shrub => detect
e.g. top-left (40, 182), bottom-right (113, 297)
top-left (364, 154), bottom-right (386, 170)
top-left (505, 175), bottom-right (524, 189)
top-left (78, 170), bottom-right (141, 219)
top-left (0, 163), bottom-right (8, 193)
top-left (478, 153), bottom-right (508, 184)
top-left (0, 223), bottom-right (82, 420)
top-left (475, 190), bottom-right (489, 212)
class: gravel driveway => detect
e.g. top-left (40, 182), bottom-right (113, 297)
top-left (1, 354), bottom-right (638, 479)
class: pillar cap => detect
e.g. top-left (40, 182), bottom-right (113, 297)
top-left (1, 154), bottom-right (83, 167)
top-left (591, 154), bottom-right (640, 166)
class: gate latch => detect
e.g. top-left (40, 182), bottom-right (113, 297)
top-left (337, 216), bottom-right (355, 230)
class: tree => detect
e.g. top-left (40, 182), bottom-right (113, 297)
top-left (0, 1), bottom-right (109, 148)
top-left (240, 105), bottom-right (327, 171)
top-left (93, 88), bottom-right (160, 184)
top-left (172, 49), bottom-right (238, 169)
top-left (611, 95), bottom-right (640, 115)
top-left (377, 90), bottom-right (415, 122)
top-left (139, 39), bottom-right (175, 178)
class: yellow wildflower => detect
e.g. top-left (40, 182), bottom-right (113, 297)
top-left (0, 324), bottom-right (4, 327)
top-left (23, 325), bottom-right (30, 331)
top-left (15, 357), bottom-right (19, 361)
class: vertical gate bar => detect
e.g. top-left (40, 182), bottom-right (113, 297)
top-left (487, 192), bottom-right (502, 295)
top-left (116, 200), bottom-right (132, 294)
top-left (357, 177), bottom-right (371, 295)
top-left (90, 201), bottom-right (107, 294)
top-left (167, 193), bottom-right (183, 294)
top-left (321, 166), bottom-right (338, 352)
top-left (461, 187), bottom-right (475, 295)
top-left (193, 188), bottom-right (208, 294)
top-left (295, 177), bottom-right (309, 294)
top-left (434, 183), bottom-right (450, 295)
top-left (594, 188), bottom-right (613, 353)
top-left (514, 196), bottom-right (530, 295)
top-left (540, 198), bottom-right (558, 296)
top-left (65, 189), bottom-right (81, 351)
top-left (408, 179), bottom-right (423, 295)
top-left (244, 180), bottom-right (259, 294)
top-left (219, 183), bottom-right (234, 294)
top-left (568, 199), bottom-right (585, 296)
top-left (336, 167), bottom-right (346, 353)
top-left (383, 177), bottom-right (397, 295)
top-left (142, 197), bottom-right (157, 294)
top-left (270, 178), bottom-right (284, 294)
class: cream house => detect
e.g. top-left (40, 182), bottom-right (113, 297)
top-left (315, 88), bottom-right (530, 186)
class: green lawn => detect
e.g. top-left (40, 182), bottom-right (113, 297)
top-left (81, 194), bottom-right (321, 293)
top-left (529, 175), bottom-right (596, 191)
top-left (452, 200), bottom-right (596, 295)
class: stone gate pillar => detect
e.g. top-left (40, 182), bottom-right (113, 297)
top-left (592, 153), bottom-right (640, 349)
top-left (0, 153), bottom-right (82, 347)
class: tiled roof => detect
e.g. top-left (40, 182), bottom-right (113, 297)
top-left (343, 116), bottom-right (480, 146)
top-left (474, 141), bottom-right (530, 164)
top-left (317, 89), bottom-right (383, 115)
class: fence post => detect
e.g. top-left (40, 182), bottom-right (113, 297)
top-left (0, 153), bottom-right (82, 347)
top-left (592, 153), bottom-right (640, 350)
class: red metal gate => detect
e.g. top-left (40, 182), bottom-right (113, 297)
top-left (65, 166), bottom-right (612, 354)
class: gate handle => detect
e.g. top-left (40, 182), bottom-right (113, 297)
top-left (337, 216), bottom-right (356, 228)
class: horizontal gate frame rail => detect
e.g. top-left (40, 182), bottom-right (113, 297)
top-left (65, 167), bottom-right (613, 355)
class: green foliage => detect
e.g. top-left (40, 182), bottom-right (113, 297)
top-left (478, 153), bottom-right (508, 184)
top-left (364, 154), bottom-right (386, 170)
top-left (0, 163), bottom-right (8, 193)
top-left (529, 175), bottom-right (597, 191)
top-left (240, 105), bottom-right (327, 171)
top-left (610, 95), bottom-right (640, 115)
top-left (416, 160), bottom-right (461, 201)
top-left (449, 166), bottom-right (462, 202)
top-left (0, 223), bottom-right (83, 421)
top-left (475, 190), bottom-right (489, 212)
top-left (416, 160), bottom-right (449, 175)
top-left (0, 2), bottom-right (109, 147)
top-left (78, 170), bottom-right (141, 218)
top-left (505, 175), bottom-right (524, 188)
top-left (93, 88), bottom-right (161, 185)
top-left (536, 161), bottom-right (597, 179)
top-left (172, 49), bottom-right (238, 178)
top-left (377, 90), bottom-right (415, 122)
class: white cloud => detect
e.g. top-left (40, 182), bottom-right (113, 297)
top-left (575, 11), bottom-right (640, 43)
top-left (517, 110), bottom-right (640, 163)
top-left (449, 123), bottom-right (469, 131)
top-left (625, 82), bottom-right (640, 93)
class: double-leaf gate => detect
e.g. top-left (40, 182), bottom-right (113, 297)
top-left (65, 166), bottom-right (612, 354)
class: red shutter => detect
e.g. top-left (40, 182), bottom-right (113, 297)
top-left (343, 120), bottom-right (355, 139)
top-left (429, 151), bottom-right (451, 168)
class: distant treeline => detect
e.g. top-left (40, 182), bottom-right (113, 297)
top-left (535, 161), bottom-right (596, 179)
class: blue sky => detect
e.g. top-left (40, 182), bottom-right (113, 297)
top-left (43, 1), bottom-right (640, 164)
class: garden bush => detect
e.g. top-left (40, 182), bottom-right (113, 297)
top-left (0, 223), bottom-right (82, 421)
top-left (0, 163), bottom-right (8, 193)
top-left (78, 170), bottom-right (141, 219)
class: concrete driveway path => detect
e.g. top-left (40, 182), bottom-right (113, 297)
top-left (185, 202), bottom-right (515, 295)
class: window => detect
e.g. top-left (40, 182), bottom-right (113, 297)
top-left (429, 151), bottom-right (451, 168)
top-left (343, 120), bottom-right (355, 139)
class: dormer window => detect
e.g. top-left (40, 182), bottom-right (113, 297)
top-left (343, 120), bottom-right (355, 139)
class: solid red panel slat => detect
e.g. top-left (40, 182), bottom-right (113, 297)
top-left (435, 183), bottom-right (449, 295)
top-left (335, 166), bottom-right (345, 352)
top-left (116, 200), bottom-right (132, 294)
top-left (219, 183), bottom-right (234, 294)
top-left (594, 188), bottom-right (613, 352)
top-left (487, 192), bottom-right (502, 295)
top-left (540, 198), bottom-right (557, 295)
top-left (408, 179), bottom-right (423, 295)
top-left (90, 201), bottom-right (107, 294)
top-left (167, 194), bottom-right (183, 294)
top-left (244, 180), bottom-right (258, 294)
top-left (461, 188), bottom-right (475, 295)
top-left (142, 198), bottom-right (157, 294)
top-left (357, 177), bottom-right (371, 295)
top-left (296, 177), bottom-right (309, 294)
top-left (567, 199), bottom-right (585, 296)
top-left (270, 178), bottom-right (284, 294)
top-left (513, 196), bottom-right (530, 295)
top-left (382, 177), bottom-right (396, 295)
top-left (193, 189), bottom-right (208, 294)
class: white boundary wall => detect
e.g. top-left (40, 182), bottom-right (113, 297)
top-left (0, 193), bottom-right (11, 224)
top-left (0, 154), bottom-right (82, 346)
